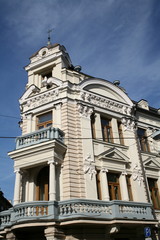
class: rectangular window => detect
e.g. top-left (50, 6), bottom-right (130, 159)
top-left (126, 175), bottom-right (133, 201)
top-left (108, 173), bottom-right (121, 200)
top-left (37, 112), bottom-right (52, 129)
top-left (148, 178), bottom-right (160, 209)
top-left (96, 170), bottom-right (102, 200)
top-left (118, 122), bottom-right (124, 145)
top-left (101, 117), bottom-right (113, 143)
top-left (137, 128), bottom-right (150, 152)
top-left (91, 113), bottom-right (96, 139)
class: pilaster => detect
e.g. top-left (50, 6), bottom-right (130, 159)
top-left (101, 167), bottom-right (110, 201)
top-left (78, 103), bottom-right (97, 199)
top-left (13, 168), bottom-right (21, 205)
top-left (120, 172), bottom-right (129, 201)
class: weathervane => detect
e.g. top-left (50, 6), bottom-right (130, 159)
top-left (47, 28), bottom-right (54, 45)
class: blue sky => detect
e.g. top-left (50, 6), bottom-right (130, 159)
top-left (0, 0), bottom-right (160, 201)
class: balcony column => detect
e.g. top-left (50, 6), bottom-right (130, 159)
top-left (48, 159), bottom-right (57, 201)
top-left (13, 168), bottom-right (21, 205)
top-left (101, 168), bottom-right (110, 201)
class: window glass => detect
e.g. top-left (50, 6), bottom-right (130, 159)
top-left (101, 117), bottom-right (113, 143)
top-left (118, 122), bottom-right (124, 145)
top-left (108, 173), bottom-right (121, 200)
top-left (148, 178), bottom-right (160, 209)
top-left (96, 170), bottom-right (102, 200)
top-left (137, 128), bottom-right (150, 152)
top-left (126, 175), bottom-right (133, 201)
top-left (37, 112), bottom-right (52, 129)
top-left (91, 113), bottom-right (96, 139)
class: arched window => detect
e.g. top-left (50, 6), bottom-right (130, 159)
top-left (36, 166), bottom-right (49, 201)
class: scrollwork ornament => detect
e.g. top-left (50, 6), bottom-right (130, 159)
top-left (121, 117), bottom-right (136, 131)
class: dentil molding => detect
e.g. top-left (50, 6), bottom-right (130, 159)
top-left (80, 91), bottom-right (132, 116)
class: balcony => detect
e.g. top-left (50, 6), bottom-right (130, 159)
top-left (16, 127), bottom-right (64, 149)
top-left (0, 199), bottom-right (156, 230)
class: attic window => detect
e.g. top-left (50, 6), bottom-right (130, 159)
top-left (42, 50), bottom-right (47, 56)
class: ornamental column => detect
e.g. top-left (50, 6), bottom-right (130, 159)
top-left (48, 159), bottom-right (56, 201)
top-left (13, 168), bottom-right (21, 205)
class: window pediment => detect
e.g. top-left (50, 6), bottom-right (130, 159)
top-left (97, 147), bottom-right (130, 164)
top-left (19, 84), bottom-right (40, 104)
top-left (144, 157), bottom-right (160, 170)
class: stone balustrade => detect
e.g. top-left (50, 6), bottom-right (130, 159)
top-left (16, 127), bottom-right (64, 149)
top-left (0, 200), bottom-right (155, 230)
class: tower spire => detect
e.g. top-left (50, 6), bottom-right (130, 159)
top-left (47, 28), bottom-right (54, 46)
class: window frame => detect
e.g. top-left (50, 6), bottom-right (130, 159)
top-left (118, 121), bottom-right (124, 145)
top-left (96, 170), bottom-right (102, 200)
top-left (148, 178), bottom-right (160, 210)
top-left (91, 113), bottom-right (96, 139)
top-left (36, 111), bottom-right (52, 130)
top-left (108, 172), bottom-right (121, 200)
top-left (137, 127), bottom-right (150, 152)
top-left (126, 175), bottom-right (133, 201)
top-left (101, 117), bottom-right (113, 143)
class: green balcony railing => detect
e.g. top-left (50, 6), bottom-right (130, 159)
top-left (16, 127), bottom-right (64, 149)
top-left (0, 199), bottom-right (156, 230)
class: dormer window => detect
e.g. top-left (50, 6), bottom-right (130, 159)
top-left (37, 112), bottom-right (52, 129)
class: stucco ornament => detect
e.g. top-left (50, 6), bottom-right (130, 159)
top-left (77, 103), bottom-right (93, 118)
top-left (101, 167), bottom-right (108, 173)
top-left (84, 153), bottom-right (96, 180)
top-left (132, 164), bottom-right (143, 186)
top-left (80, 91), bottom-right (132, 116)
top-left (121, 117), bottom-right (136, 131)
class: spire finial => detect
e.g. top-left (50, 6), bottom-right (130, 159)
top-left (47, 28), bottom-right (54, 45)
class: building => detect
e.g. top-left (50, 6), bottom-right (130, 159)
top-left (0, 190), bottom-right (12, 212)
top-left (0, 42), bottom-right (160, 240)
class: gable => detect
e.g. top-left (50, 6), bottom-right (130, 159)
top-left (97, 148), bottom-right (130, 164)
top-left (19, 84), bottom-right (40, 104)
top-left (144, 157), bottom-right (160, 170)
top-left (80, 78), bottom-right (133, 106)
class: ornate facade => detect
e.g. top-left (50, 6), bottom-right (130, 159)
top-left (0, 43), bottom-right (160, 240)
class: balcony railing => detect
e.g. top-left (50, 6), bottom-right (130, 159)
top-left (0, 199), bottom-right (155, 230)
top-left (16, 127), bottom-right (64, 149)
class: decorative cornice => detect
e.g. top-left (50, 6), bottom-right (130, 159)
top-left (80, 91), bottom-right (132, 116)
top-left (22, 89), bottom-right (59, 110)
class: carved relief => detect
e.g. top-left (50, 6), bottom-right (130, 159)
top-left (24, 89), bottom-right (59, 109)
top-left (132, 164), bottom-right (143, 186)
top-left (80, 91), bottom-right (132, 116)
top-left (84, 153), bottom-right (96, 180)
top-left (121, 117), bottom-right (136, 131)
